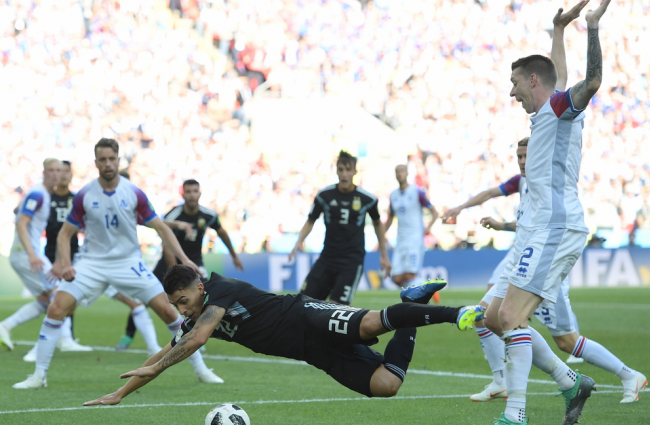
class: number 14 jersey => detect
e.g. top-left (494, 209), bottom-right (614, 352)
top-left (67, 177), bottom-right (157, 261)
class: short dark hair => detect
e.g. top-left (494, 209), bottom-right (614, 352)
top-left (62, 160), bottom-right (72, 169)
top-left (183, 179), bottom-right (200, 189)
top-left (94, 138), bottom-right (119, 157)
top-left (336, 150), bottom-right (357, 169)
top-left (119, 169), bottom-right (131, 180)
top-left (511, 55), bottom-right (557, 89)
top-left (163, 265), bottom-right (199, 295)
top-left (518, 137), bottom-right (529, 147)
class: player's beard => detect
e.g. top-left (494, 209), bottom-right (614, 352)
top-left (100, 168), bottom-right (117, 182)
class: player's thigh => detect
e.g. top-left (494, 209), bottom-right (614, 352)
top-left (107, 258), bottom-right (164, 305)
top-left (304, 338), bottom-right (384, 398)
top-left (481, 284), bottom-right (498, 306)
top-left (509, 229), bottom-right (586, 303)
top-left (488, 248), bottom-right (513, 286)
top-left (330, 262), bottom-right (364, 305)
top-left (57, 259), bottom-right (109, 307)
top-left (9, 254), bottom-right (55, 297)
top-left (303, 300), bottom-right (374, 345)
top-left (300, 260), bottom-right (334, 301)
top-left (533, 278), bottom-right (577, 338)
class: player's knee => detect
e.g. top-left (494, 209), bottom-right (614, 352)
top-left (497, 306), bottom-right (523, 331)
top-left (554, 335), bottom-right (577, 354)
top-left (47, 300), bottom-right (71, 321)
top-left (371, 374), bottom-right (402, 398)
top-left (484, 311), bottom-right (501, 334)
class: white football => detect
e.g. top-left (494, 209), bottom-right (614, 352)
top-left (205, 403), bottom-right (251, 425)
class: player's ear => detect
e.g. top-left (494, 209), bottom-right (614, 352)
top-left (196, 280), bottom-right (204, 294)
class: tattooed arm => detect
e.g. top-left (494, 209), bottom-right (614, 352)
top-left (83, 306), bottom-right (225, 406)
top-left (570, 0), bottom-right (611, 110)
top-left (551, 1), bottom-right (589, 91)
top-left (83, 343), bottom-right (174, 406)
top-left (157, 305), bottom-right (225, 371)
top-left (122, 307), bottom-right (223, 379)
top-left (503, 222), bottom-right (517, 232)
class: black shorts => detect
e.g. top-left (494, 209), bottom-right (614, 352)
top-left (152, 260), bottom-right (168, 283)
top-left (301, 299), bottom-right (383, 397)
top-left (300, 258), bottom-right (364, 305)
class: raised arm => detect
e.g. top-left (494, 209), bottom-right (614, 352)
top-left (552, 1), bottom-right (589, 91)
top-left (147, 216), bottom-right (203, 276)
top-left (442, 187), bottom-right (504, 222)
top-left (570, 0), bottom-right (610, 110)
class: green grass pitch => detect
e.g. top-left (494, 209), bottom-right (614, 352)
top-left (0, 287), bottom-right (648, 424)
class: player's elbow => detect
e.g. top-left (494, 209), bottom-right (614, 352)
top-left (195, 333), bottom-right (210, 347)
top-left (586, 78), bottom-right (602, 94)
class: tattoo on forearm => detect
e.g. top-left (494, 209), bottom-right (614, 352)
top-left (586, 28), bottom-right (602, 84)
top-left (504, 222), bottom-right (516, 232)
top-left (161, 347), bottom-right (187, 369)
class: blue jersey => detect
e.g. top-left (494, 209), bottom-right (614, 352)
top-left (67, 177), bottom-right (157, 261)
top-left (11, 183), bottom-right (51, 254)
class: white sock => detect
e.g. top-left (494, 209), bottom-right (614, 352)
top-left (60, 317), bottom-right (74, 342)
top-left (476, 326), bottom-right (505, 386)
top-left (502, 329), bottom-right (532, 423)
top-left (35, 317), bottom-right (64, 375)
top-left (166, 314), bottom-right (208, 372)
top-left (530, 327), bottom-right (576, 390)
top-left (2, 301), bottom-right (47, 330)
top-left (572, 335), bottom-right (635, 380)
top-left (132, 305), bottom-right (160, 352)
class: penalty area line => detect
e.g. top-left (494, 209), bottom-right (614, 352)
top-left (0, 390), bottom-right (639, 415)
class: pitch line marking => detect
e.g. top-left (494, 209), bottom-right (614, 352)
top-left (1, 389), bottom-right (644, 415)
top-left (12, 341), bottom-right (624, 390)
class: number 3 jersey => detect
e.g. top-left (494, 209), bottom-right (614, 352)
top-left (171, 273), bottom-right (310, 360)
top-left (308, 185), bottom-right (380, 265)
top-left (66, 177), bottom-right (157, 261)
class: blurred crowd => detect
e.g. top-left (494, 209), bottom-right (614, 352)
top-left (0, 0), bottom-right (648, 256)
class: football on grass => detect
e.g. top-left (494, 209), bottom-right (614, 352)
top-left (205, 404), bottom-right (250, 425)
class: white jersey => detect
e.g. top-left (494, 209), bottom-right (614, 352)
top-left (11, 183), bottom-right (51, 254)
top-left (67, 177), bottom-right (157, 261)
top-left (389, 184), bottom-right (431, 244)
top-left (518, 89), bottom-right (588, 233)
top-left (516, 176), bottom-right (529, 222)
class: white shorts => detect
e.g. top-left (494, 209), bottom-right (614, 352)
top-left (532, 277), bottom-right (578, 336)
top-left (487, 248), bottom-right (515, 285)
top-left (391, 243), bottom-right (425, 276)
top-left (508, 227), bottom-right (587, 303)
top-left (58, 257), bottom-right (164, 307)
top-left (9, 251), bottom-right (57, 297)
top-left (104, 285), bottom-right (142, 304)
top-left (491, 248), bottom-right (519, 300)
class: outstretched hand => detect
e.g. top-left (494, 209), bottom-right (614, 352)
top-left (83, 392), bottom-right (122, 407)
top-left (586, 0), bottom-right (611, 28)
top-left (553, 0), bottom-right (589, 28)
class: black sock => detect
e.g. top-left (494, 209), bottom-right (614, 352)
top-left (126, 314), bottom-right (137, 338)
top-left (383, 328), bottom-right (417, 382)
top-left (69, 314), bottom-right (74, 339)
top-left (380, 303), bottom-right (460, 331)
